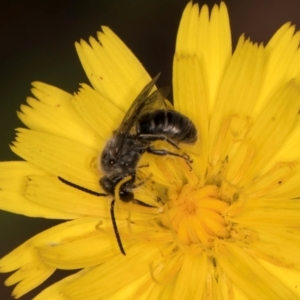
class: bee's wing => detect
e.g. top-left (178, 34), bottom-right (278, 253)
top-left (113, 73), bottom-right (162, 156)
top-left (163, 96), bottom-right (174, 110)
top-left (142, 76), bottom-right (173, 111)
top-left (143, 86), bottom-right (173, 112)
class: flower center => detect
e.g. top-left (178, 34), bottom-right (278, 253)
top-left (160, 183), bottom-right (230, 247)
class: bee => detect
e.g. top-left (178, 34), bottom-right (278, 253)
top-left (59, 73), bottom-right (197, 255)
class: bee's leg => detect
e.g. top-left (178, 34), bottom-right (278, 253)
top-left (146, 146), bottom-right (193, 170)
top-left (137, 134), bottom-right (179, 149)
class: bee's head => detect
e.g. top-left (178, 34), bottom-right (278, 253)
top-left (101, 136), bottom-right (142, 176)
top-left (99, 175), bottom-right (135, 202)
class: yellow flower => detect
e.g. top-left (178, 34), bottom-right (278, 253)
top-left (1, 1), bottom-right (300, 299)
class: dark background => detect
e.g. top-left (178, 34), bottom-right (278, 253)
top-left (1, 0), bottom-right (300, 298)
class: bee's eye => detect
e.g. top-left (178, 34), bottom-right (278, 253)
top-left (110, 159), bottom-right (116, 165)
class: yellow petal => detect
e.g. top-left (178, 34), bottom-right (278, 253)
top-left (36, 219), bottom-right (123, 269)
top-left (24, 174), bottom-right (157, 221)
top-left (0, 217), bottom-right (115, 297)
top-left (73, 83), bottom-right (123, 139)
top-left (245, 161), bottom-right (300, 198)
top-left (173, 55), bottom-right (208, 181)
top-left (11, 128), bottom-right (101, 192)
top-left (257, 23), bottom-right (300, 114)
top-left (268, 122), bottom-right (300, 163)
top-left (24, 175), bottom-right (105, 217)
top-left (248, 226), bottom-right (300, 267)
top-left (18, 82), bottom-right (102, 150)
top-left (5, 262), bottom-right (54, 299)
top-left (75, 27), bottom-right (153, 111)
top-left (33, 268), bottom-right (94, 300)
top-left (217, 243), bottom-right (300, 300)
top-left (0, 161), bottom-right (77, 218)
top-left (0, 218), bottom-right (99, 267)
top-left (267, 167), bottom-right (300, 198)
top-left (209, 38), bottom-right (265, 167)
top-left (171, 253), bottom-right (208, 299)
top-left (259, 259), bottom-right (300, 299)
top-left (174, 2), bottom-right (231, 182)
top-left (62, 243), bottom-right (159, 299)
top-left (241, 81), bottom-right (300, 183)
top-left (233, 198), bottom-right (300, 227)
top-left (175, 2), bottom-right (231, 110)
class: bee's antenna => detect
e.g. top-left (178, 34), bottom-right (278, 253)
top-left (58, 176), bottom-right (107, 196)
top-left (112, 175), bottom-right (133, 256)
top-left (110, 199), bottom-right (126, 255)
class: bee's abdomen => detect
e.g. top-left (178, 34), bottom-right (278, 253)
top-left (137, 110), bottom-right (197, 144)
